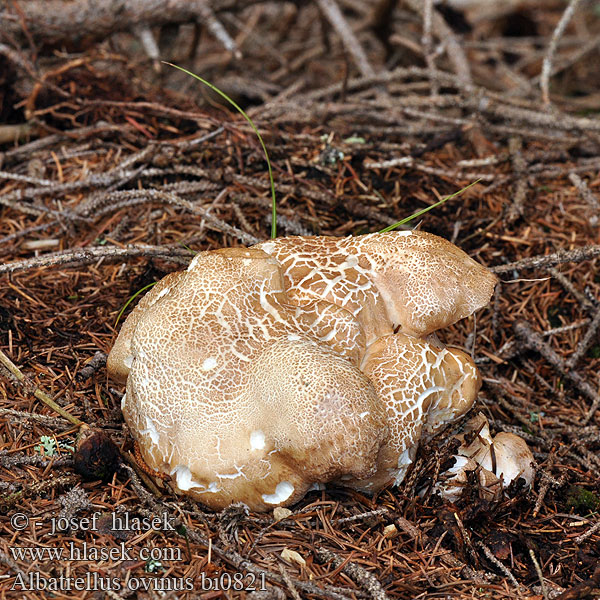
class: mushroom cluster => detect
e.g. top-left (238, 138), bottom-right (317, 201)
top-left (108, 231), bottom-right (498, 511)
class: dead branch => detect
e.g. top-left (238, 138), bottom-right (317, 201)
top-left (0, 245), bottom-right (193, 275)
top-left (316, 0), bottom-right (376, 78)
top-left (0, 0), bottom-right (257, 49)
top-left (316, 548), bottom-right (390, 600)
top-left (540, 0), bottom-right (583, 106)
top-left (529, 548), bottom-right (549, 600)
top-left (422, 0), bottom-right (438, 95)
top-left (566, 307), bottom-right (600, 369)
top-left (513, 320), bottom-right (600, 425)
top-left (569, 173), bottom-right (599, 226)
top-left (403, 0), bottom-right (472, 88)
top-left (505, 137), bottom-right (528, 224)
top-left (547, 267), bottom-right (597, 313)
top-left (491, 246), bottom-right (600, 275)
top-left (0, 348), bottom-right (84, 427)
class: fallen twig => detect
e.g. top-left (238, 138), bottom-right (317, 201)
top-left (569, 172), bottom-right (599, 227)
top-left (0, 348), bottom-right (84, 427)
top-left (541, 0), bottom-right (583, 106)
top-left (316, 0), bottom-right (375, 78)
top-left (491, 246), bottom-right (600, 275)
top-left (0, 245), bottom-right (193, 275)
top-left (316, 547), bottom-right (390, 600)
top-left (513, 321), bottom-right (600, 425)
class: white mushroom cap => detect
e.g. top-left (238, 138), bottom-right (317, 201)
top-left (473, 432), bottom-right (535, 488)
top-left (439, 413), bottom-right (535, 501)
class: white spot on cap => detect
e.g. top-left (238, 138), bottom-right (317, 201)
top-left (320, 330), bottom-right (336, 342)
top-left (395, 230), bottom-right (412, 236)
top-left (155, 286), bottom-right (171, 301)
top-left (358, 411), bottom-right (369, 419)
top-left (242, 259), bottom-right (252, 266)
top-left (260, 242), bottom-right (276, 254)
top-left (342, 255), bottom-right (359, 268)
top-left (124, 355), bottom-right (133, 369)
top-left (190, 481), bottom-right (221, 494)
top-left (121, 392), bottom-right (127, 411)
top-left (140, 416), bottom-right (160, 445)
top-left (262, 481), bottom-right (294, 504)
top-left (287, 333), bottom-right (301, 342)
top-left (392, 448), bottom-right (414, 486)
top-left (171, 465), bottom-right (201, 491)
top-left (202, 357), bottom-right (217, 371)
top-left (250, 430), bottom-right (266, 450)
top-left (187, 255), bottom-right (202, 271)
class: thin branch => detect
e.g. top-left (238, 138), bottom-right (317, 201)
top-left (491, 246), bottom-right (600, 275)
top-left (316, 548), bottom-right (390, 600)
top-left (505, 136), bottom-right (528, 224)
top-left (478, 541), bottom-right (521, 591)
top-left (513, 320), bottom-right (600, 425)
top-left (547, 266), bottom-right (597, 313)
top-left (569, 172), bottom-right (599, 227)
top-left (316, 0), bottom-right (376, 78)
top-left (540, 0), bottom-right (583, 106)
top-left (529, 548), bottom-right (549, 600)
top-left (0, 245), bottom-right (193, 275)
top-left (422, 0), bottom-right (438, 95)
top-left (197, 0), bottom-right (242, 59)
top-left (403, 0), bottom-right (472, 88)
top-left (566, 306), bottom-right (600, 369)
top-left (0, 348), bottom-right (84, 427)
top-left (0, 0), bottom-right (262, 49)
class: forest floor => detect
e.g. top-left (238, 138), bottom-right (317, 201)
top-left (1, 1), bottom-right (600, 599)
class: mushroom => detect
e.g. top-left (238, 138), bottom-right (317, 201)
top-left (108, 232), bottom-right (498, 511)
top-left (438, 413), bottom-right (535, 501)
top-left (347, 332), bottom-right (481, 491)
top-left (111, 247), bottom-right (389, 511)
top-left (254, 230), bottom-right (498, 343)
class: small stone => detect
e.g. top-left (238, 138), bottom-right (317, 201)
top-left (273, 507), bottom-right (292, 522)
top-left (383, 524), bottom-right (398, 538)
top-left (281, 548), bottom-right (305, 567)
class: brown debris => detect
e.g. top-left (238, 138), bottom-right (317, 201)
top-left (1, 1), bottom-right (600, 598)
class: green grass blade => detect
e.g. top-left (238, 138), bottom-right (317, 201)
top-left (164, 62), bottom-right (277, 239)
top-left (115, 282), bottom-right (157, 327)
top-left (378, 179), bottom-right (481, 233)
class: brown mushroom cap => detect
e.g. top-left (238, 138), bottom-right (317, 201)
top-left (109, 232), bottom-right (497, 511)
top-left (254, 230), bottom-right (498, 340)
top-left (115, 247), bottom-right (388, 511)
top-left (346, 332), bottom-right (480, 491)
top-left (107, 271), bottom-right (185, 385)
